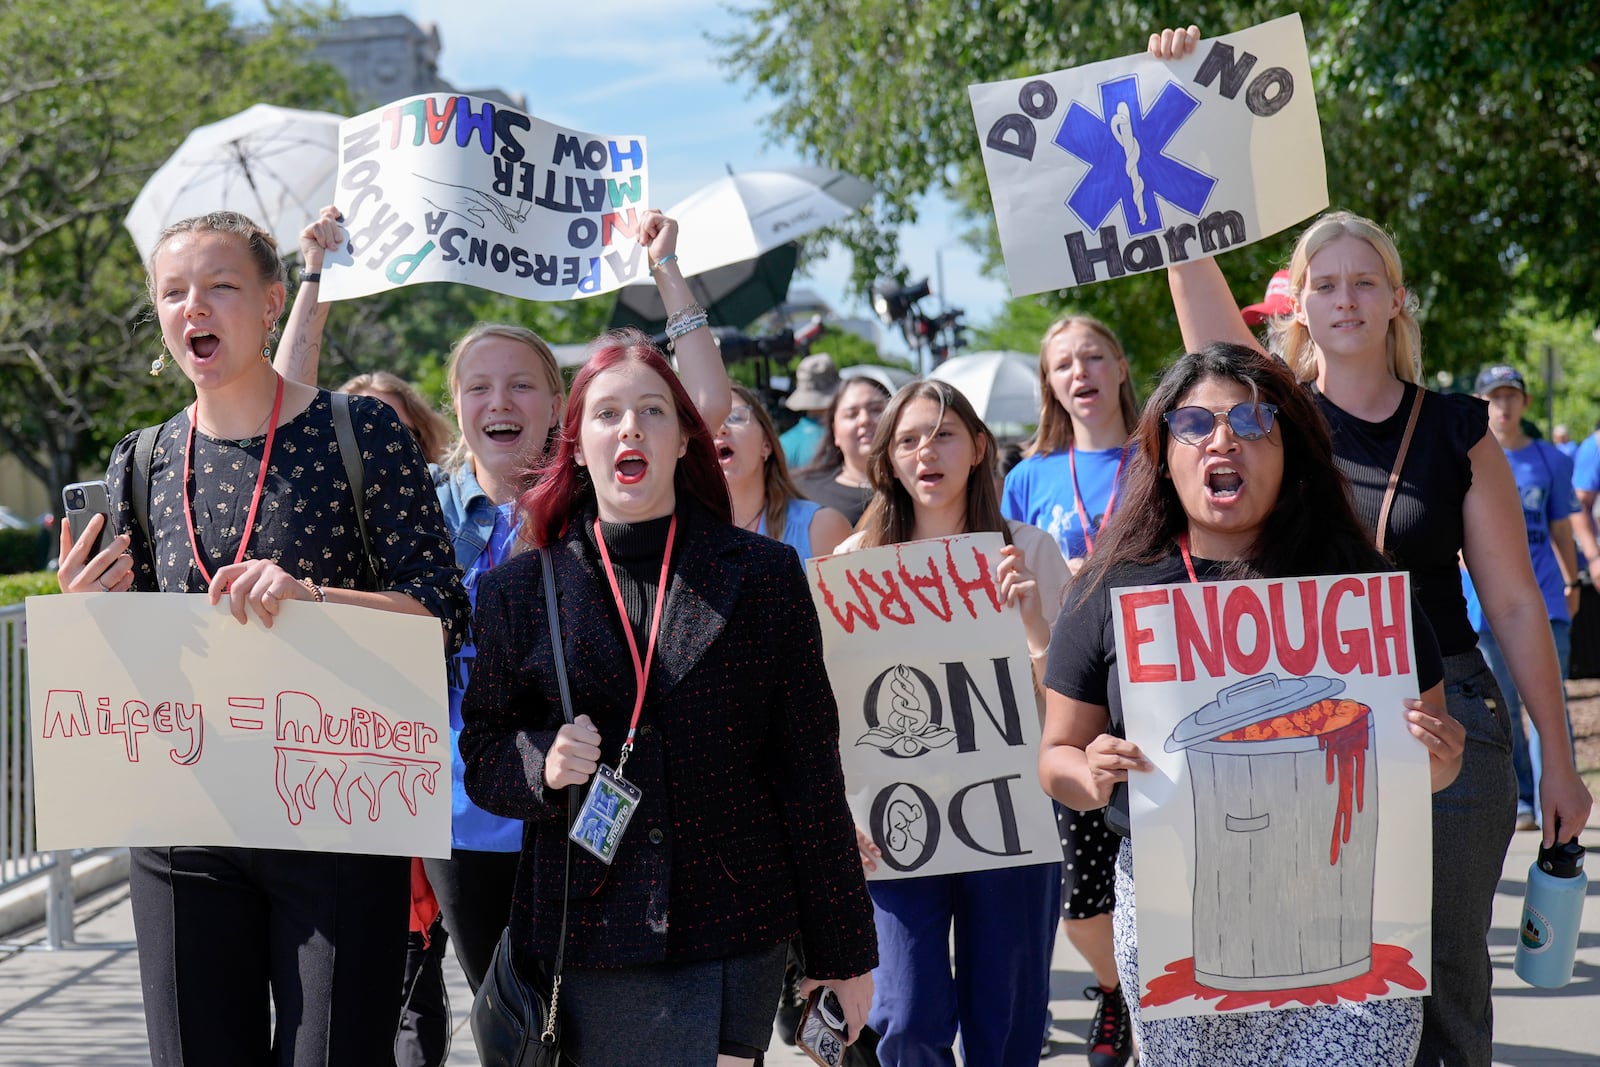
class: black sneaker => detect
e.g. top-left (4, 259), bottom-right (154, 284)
top-left (1083, 983), bottom-right (1132, 1067)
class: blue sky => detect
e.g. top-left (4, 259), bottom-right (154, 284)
top-left (235, 0), bottom-right (1010, 355)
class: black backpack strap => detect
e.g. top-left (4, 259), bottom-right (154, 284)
top-left (128, 425), bottom-right (160, 549)
top-left (330, 392), bottom-right (380, 590)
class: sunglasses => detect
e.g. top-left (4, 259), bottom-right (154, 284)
top-left (1163, 402), bottom-right (1278, 445)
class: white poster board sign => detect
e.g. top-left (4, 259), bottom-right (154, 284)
top-left (807, 533), bottom-right (1057, 879)
top-left (26, 593), bottom-right (450, 858)
top-left (321, 93), bottom-right (648, 303)
top-left (1112, 572), bottom-right (1432, 1020)
top-left (968, 14), bottom-right (1327, 296)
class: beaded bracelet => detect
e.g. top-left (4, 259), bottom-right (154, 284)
top-left (300, 577), bottom-right (326, 603)
top-left (666, 301), bottom-right (707, 329)
top-left (665, 313), bottom-right (709, 342)
top-left (650, 252), bottom-right (678, 275)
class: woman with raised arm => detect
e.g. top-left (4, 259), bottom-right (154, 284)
top-left (715, 383), bottom-right (853, 559)
top-left (1001, 314), bottom-right (1140, 1064)
top-left (53, 210), bottom-right (469, 1065)
top-left (1150, 28), bottom-right (1591, 1066)
top-left (836, 379), bottom-right (1071, 1067)
top-left (460, 331), bottom-right (876, 1066)
top-left (274, 206), bottom-right (731, 1018)
top-left (1042, 342), bottom-right (1464, 1066)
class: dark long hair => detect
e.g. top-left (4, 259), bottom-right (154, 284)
top-left (799, 376), bottom-right (892, 476)
top-left (521, 329), bottom-right (731, 547)
top-left (1076, 342), bottom-right (1386, 596)
top-left (855, 380), bottom-right (1010, 549)
top-left (729, 383), bottom-right (802, 540)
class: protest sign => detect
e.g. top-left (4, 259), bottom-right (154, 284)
top-left (969, 14), bottom-right (1326, 296)
top-left (319, 93), bottom-right (647, 303)
top-left (1112, 572), bottom-right (1432, 1020)
top-left (26, 594), bottom-right (450, 858)
top-left (808, 533), bottom-right (1057, 880)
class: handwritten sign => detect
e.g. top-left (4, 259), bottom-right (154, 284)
top-left (807, 533), bottom-right (1057, 880)
top-left (1112, 573), bottom-right (1432, 1020)
top-left (319, 93), bottom-right (648, 303)
top-left (968, 14), bottom-right (1327, 296)
top-left (25, 594), bottom-right (450, 858)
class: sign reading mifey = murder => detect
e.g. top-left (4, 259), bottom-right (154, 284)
top-left (25, 594), bottom-right (452, 858)
top-left (967, 14), bottom-right (1327, 296)
top-left (320, 93), bottom-right (648, 304)
top-left (808, 534), bottom-right (1058, 880)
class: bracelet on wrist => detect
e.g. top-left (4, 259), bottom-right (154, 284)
top-left (649, 252), bottom-right (678, 275)
top-left (299, 270), bottom-right (321, 284)
top-left (300, 577), bottom-right (326, 603)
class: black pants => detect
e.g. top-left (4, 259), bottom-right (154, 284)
top-left (129, 845), bottom-right (409, 1067)
top-left (422, 848), bottom-right (520, 992)
top-left (396, 914), bottom-right (451, 1067)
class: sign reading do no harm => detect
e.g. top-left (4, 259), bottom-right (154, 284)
top-left (808, 533), bottom-right (1058, 880)
top-left (968, 15), bottom-right (1327, 296)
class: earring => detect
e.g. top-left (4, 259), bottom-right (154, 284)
top-left (261, 343), bottom-right (271, 363)
top-left (149, 350), bottom-right (167, 376)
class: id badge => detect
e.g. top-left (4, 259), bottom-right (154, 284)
top-left (568, 763), bottom-right (642, 865)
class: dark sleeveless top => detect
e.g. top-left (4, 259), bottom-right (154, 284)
top-left (1314, 380), bottom-right (1489, 656)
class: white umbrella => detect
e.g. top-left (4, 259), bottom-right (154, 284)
top-left (125, 103), bottom-right (346, 262)
top-left (669, 165), bottom-right (877, 275)
top-left (840, 363), bottom-right (918, 395)
top-left (928, 350), bottom-right (1041, 428)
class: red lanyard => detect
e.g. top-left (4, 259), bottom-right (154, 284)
top-left (1068, 444), bottom-right (1125, 555)
top-left (183, 375), bottom-right (285, 585)
top-left (593, 513), bottom-right (677, 774)
top-left (1177, 532), bottom-right (1198, 583)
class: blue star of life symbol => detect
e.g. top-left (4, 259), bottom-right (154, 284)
top-left (1054, 75), bottom-right (1216, 236)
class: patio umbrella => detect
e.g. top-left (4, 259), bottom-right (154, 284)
top-left (840, 364), bottom-right (919, 395)
top-left (928, 350), bottom-right (1041, 429)
top-left (670, 165), bottom-right (877, 275)
top-left (124, 103), bottom-right (345, 262)
top-left (609, 242), bottom-right (799, 333)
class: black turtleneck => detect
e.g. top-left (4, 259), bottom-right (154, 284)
top-left (584, 511), bottom-right (676, 647)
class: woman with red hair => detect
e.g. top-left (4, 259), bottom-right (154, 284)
top-left (460, 331), bottom-right (877, 1066)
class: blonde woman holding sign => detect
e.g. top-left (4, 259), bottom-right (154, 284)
top-left (1152, 26), bottom-right (1591, 1067)
top-left (836, 379), bottom-right (1070, 1067)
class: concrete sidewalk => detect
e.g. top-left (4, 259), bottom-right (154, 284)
top-left (1, 825), bottom-right (1595, 1066)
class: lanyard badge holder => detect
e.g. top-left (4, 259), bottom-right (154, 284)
top-left (569, 515), bottom-right (676, 865)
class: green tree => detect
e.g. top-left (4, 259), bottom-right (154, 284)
top-left (0, 0), bottom-right (349, 505)
top-left (719, 2), bottom-right (1600, 379)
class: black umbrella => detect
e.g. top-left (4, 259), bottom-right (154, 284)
top-left (608, 242), bottom-right (799, 333)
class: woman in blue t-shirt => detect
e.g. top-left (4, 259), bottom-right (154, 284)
top-left (1000, 314), bottom-right (1140, 1065)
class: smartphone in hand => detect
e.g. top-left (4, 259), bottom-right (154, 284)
top-left (796, 986), bottom-right (848, 1067)
top-left (62, 480), bottom-right (113, 559)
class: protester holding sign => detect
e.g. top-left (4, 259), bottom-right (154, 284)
top-left (54, 210), bottom-right (470, 1065)
top-left (278, 205), bottom-right (732, 1035)
top-left (1152, 29), bottom-right (1592, 1067)
top-left (460, 332), bottom-right (876, 1066)
top-left (717, 383), bottom-right (854, 559)
top-left (834, 379), bottom-right (1070, 1067)
top-left (1000, 314), bottom-right (1138, 1065)
top-left (1041, 342), bottom-right (1464, 1065)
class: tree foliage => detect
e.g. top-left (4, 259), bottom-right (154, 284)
top-left (719, 1), bottom-right (1600, 383)
top-left (0, 0), bottom-right (348, 504)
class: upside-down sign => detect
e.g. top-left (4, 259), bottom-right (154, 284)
top-left (968, 14), bottom-right (1327, 296)
top-left (25, 594), bottom-right (450, 858)
top-left (807, 533), bottom-right (1058, 880)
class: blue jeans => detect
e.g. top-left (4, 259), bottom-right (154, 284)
top-left (1476, 619), bottom-right (1574, 820)
top-left (1417, 650), bottom-right (1517, 1067)
top-left (867, 862), bottom-right (1059, 1067)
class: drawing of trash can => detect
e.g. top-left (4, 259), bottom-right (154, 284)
top-left (1164, 672), bottom-right (1377, 991)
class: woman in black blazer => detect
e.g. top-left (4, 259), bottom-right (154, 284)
top-left (461, 329), bottom-right (877, 1066)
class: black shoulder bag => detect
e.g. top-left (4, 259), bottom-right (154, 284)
top-left (469, 547), bottom-right (577, 1067)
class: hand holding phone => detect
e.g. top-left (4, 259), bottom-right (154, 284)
top-left (796, 986), bottom-right (848, 1067)
top-left (62, 480), bottom-right (112, 558)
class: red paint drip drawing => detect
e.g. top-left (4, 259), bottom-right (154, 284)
top-left (1141, 943), bottom-right (1426, 1011)
top-left (1319, 714), bottom-right (1370, 865)
top-left (274, 747), bottom-right (440, 826)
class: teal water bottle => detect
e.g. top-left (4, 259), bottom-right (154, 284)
top-left (1513, 837), bottom-right (1587, 988)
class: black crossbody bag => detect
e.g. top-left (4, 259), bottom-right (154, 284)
top-left (470, 547), bottom-right (578, 1067)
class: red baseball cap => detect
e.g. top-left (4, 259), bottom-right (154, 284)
top-left (1241, 270), bottom-right (1293, 326)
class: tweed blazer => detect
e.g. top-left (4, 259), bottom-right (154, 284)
top-left (461, 500), bottom-right (877, 979)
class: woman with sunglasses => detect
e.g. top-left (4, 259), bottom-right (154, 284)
top-left (715, 383), bottom-right (853, 560)
top-left (836, 379), bottom-right (1071, 1067)
top-left (1000, 314), bottom-right (1140, 1065)
top-left (277, 205), bottom-right (732, 1060)
top-left (1150, 29), bottom-right (1590, 1067)
top-left (1041, 342), bottom-right (1464, 1066)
